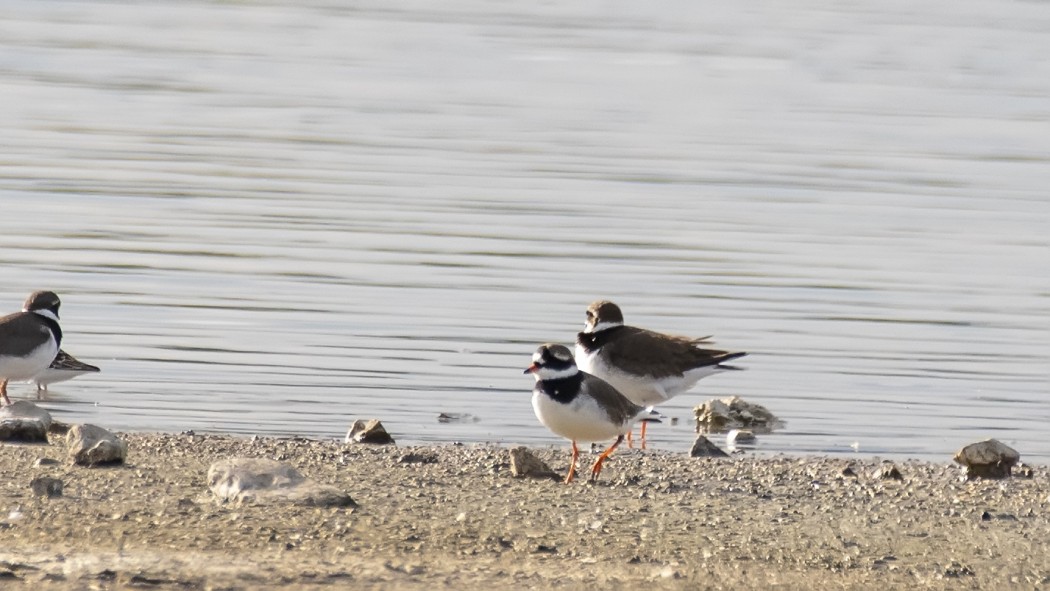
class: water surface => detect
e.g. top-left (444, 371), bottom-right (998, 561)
top-left (1, 0), bottom-right (1048, 462)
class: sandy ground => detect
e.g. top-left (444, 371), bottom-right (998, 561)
top-left (1, 433), bottom-right (1048, 590)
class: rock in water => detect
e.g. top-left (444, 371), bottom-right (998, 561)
top-left (66, 424), bottom-right (127, 466)
top-left (694, 396), bottom-right (779, 433)
top-left (345, 419), bottom-right (395, 444)
top-left (690, 435), bottom-right (730, 458)
top-left (0, 401), bottom-right (52, 443)
top-left (953, 439), bottom-right (1020, 479)
top-left (508, 447), bottom-right (559, 479)
top-left (726, 429), bottom-right (757, 449)
top-left (208, 457), bottom-right (356, 507)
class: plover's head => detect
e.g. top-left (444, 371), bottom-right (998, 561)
top-left (583, 300), bottom-right (624, 333)
top-left (523, 343), bottom-right (578, 381)
top-left (23, 290), bottom-right (61, 320)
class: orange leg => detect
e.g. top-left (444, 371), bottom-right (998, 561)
top-left (590, 435), bottom-right (625, 482)
top-left (640, 421), bottom-right (648, 450)
top-left (1, 380), bottom-right (9, 406)
top-left (564, 440), bottom-right (579, 484)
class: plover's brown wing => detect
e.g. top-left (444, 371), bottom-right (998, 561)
top-left (0, 312), bottom-right (54, 358)
top-left (603, 326), bottom-right (746, 379)
top-left (578, 372), bottom-right (649, 426)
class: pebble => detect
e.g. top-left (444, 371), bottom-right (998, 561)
top-left (29, 477), bottom-right (63, 498)
top-left (66, 424), bottom-right (127, 466)
top-left (0, 401), bottom-right (52, 443)
top-left (345, 419), bottom-right (395, 445)
top-left (873, 463), bottom-right (904, 481)
top-left (689, 436), bottom-right (729, 458)
top-left (508, 447), bottom-right (559, 480)
top-left (398, 451), bottom-right (439, 465)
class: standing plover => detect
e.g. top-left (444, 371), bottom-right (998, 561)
top-left (575, 300), bottom-right (746, 438)
top-left (0, 291), bottom-right (62, 405)
top-left (525, 343), bottom-right (658, 483)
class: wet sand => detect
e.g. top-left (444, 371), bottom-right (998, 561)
top-left (1, 433), bottom-right (1048, 590)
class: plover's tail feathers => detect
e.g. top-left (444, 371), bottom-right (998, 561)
top-left (715, 351), bottom-right (748, 371)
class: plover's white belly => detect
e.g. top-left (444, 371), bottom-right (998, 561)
top-left (532, 391), bottom-right (625, 443)
top-left (575, 345), bottom-right (723, 406)
top-left (0, 338), bottom-right (57, 381)
top-left (31, 367), bottom-right (88, 387)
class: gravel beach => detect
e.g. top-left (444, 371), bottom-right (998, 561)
top-left (1, 433), bottom-right (1047, 590)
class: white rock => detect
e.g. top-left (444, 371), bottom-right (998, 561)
top-left (726, 429), bottom-right (757, 448)
top-left (66, 424), bottom-right (127, 466)
top-left (208, 457), bottom-right (356, 507)
top-left (0, 401), bottom-right (52, 443)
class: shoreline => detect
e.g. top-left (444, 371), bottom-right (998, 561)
top-left (2, 432), bottom-right (1048, 589)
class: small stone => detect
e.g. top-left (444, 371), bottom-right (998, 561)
top-left (953, 439), bottom-right (1020, 479)
top-left (66, 424), bottom-right (127, 466)
top-left (33, 458), bottom-right (60, 468)
top-left (345, 419), bottom-right (395, 445)
top-left (1016, 463), bottom-right (1035, 478)
top-left (208, 457), bottom-right (356, 507)
top-left (943, 562), bottom-right (975, 578)
top-left (398, 452), bottom-right (438, 465)
top-left (29, 476), bottom-right (63, 498)
top-left (726, 429), bottom-right (757, 447)
top-left (689, 435), bottom-right (730, 458)
top-left (508, 447), bottom-right (559, 480)
top-left (873, 463), bottom-right (903, 481)
top-left (0, 401), bottom-right (52, 443)
top-left (841, 466), bottom-right (858, 478)
top-left (436, 413), bottom-right (479, 423)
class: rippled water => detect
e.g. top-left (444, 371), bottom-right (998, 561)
top-left (1, 0), bottom-right (1048, 462)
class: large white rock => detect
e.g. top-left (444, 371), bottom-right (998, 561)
top-left (0, 401), bottom-right (53, 443)
top-left (208, 457), bottom-right (356, 507)
top-left (66, 424), bottom-right (127, 466)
